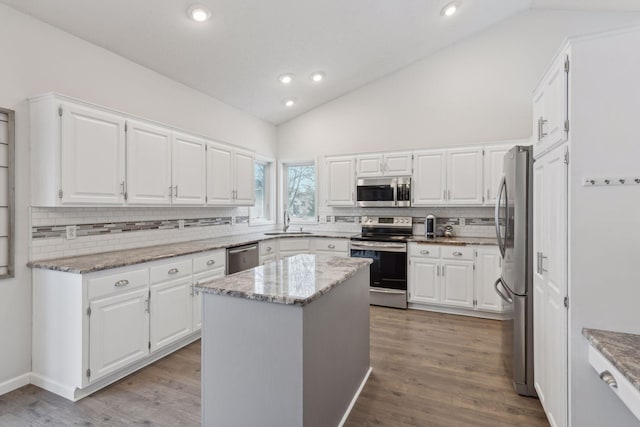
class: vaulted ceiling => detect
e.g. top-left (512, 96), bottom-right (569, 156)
top-left (3, 0), bottom-right (640, 124)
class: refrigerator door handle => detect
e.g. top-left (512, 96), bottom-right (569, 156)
top-left (495, 176), bottom-right (508, 258)
top-left (494, 277), bottom-right (513, 304)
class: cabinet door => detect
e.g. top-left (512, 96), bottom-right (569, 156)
top-left (413, 150), bottom-right (446, 205)
top-left (357, 155), bottom-right (383, 177)
top-left (126, 120), bottom-right (172, 205)
top-left (475, 247), bottom-right (503, 312)
top-left (543, 54), bottom-right (568, 148)
top-left (171, 133), bottom-right (206, 205)
top-left (408, 258), bottom-right (440, 304)
top-left (532, 88), bottom-right (546, 158)
top-left (60, 103), bottom-right (126, 205)
top-left (533, 155), bottom-right (546, 405)
top-left (206, 142), bottom-right (234, 205)
top-left (446, 148), bottom-right (483, 205)
top-left (325, 156), bottom-right (355, 206)
top-left (88, 288), bottom-right (149, 382)
top-left (234, 149), bottom-right (255, 205)
top-left (383, 152), bottom-right (412, 176)
top-left (483, 144), bottom-right (512, 206)
top-left (441, 261), bottom-right (474, 308)
top-left (150, 278), bottom-right (193, 352)
top-left (192, 269), bottom-right (224, 331)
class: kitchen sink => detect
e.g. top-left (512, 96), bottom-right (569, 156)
top-left (263, 231), bottom-right (314, 236)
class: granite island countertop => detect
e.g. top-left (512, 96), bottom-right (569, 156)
top-left (195, 254), bottom-right (372, 306)
top-left (583, 328), bottom-right (640, 392)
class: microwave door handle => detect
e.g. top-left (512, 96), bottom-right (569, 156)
top-left (392, 180), bottom-right (398, 207)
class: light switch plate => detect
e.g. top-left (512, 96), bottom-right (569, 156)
top-left (459, 218), bottom-right (466, 226)
top-left (66, 225), bottom-right (77, 240)
top-left (178, 219), bottom-right (185, 229)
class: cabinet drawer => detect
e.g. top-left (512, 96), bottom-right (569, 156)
top-left (260, 240), bottom-right (278, 256)
top-left (441, 246), bottom-right (473, 260)
top-left (279, 238), bottom-right (310, 252)
top-left (409, 244), bottom-right (440, 259)
top-left (150, 259), bottom-right (192, 284)
top-left (88, 268), bottom-right (148, 300)
top-left (315, 238), bottom-right (349, 253)
top-left (193, 250), bottom-right (225, 273)
top-left (193, 269), bottom-right (224, 287)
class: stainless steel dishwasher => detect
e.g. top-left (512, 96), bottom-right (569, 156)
top-left (226, 243), bottom-right (259, 274)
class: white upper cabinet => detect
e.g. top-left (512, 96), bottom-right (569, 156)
top-left (325, 156), bottom-right (355, 206)
top-left (356, 152), bottom-right (412, 177)
top-left (126, 120), bottom-right (172, 205)
top-left (60, 102), bottom-right (126, 205)
top-left (446, 147), bottom-right (483, 205)
top-left (412, 150), bottom-right (446, 206)
top-left (534, 51), bottom-right (569, 158)
top-left (483, 144), bottom-right (513, 206)
top-left (206, 142), bottom-right (255, 206)
top-left (171, 133), bottom-right (206, 205)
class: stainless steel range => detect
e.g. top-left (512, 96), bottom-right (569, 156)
top-left (350, 216), bottom-right (412, 309)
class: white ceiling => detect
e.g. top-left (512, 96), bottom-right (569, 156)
top-left (3, 0), bottom-right (640, 124)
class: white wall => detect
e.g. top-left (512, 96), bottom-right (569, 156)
top-left (276, 9), bottom-right (640, 160)
top-left (0, 3), bottom-right (276, 393)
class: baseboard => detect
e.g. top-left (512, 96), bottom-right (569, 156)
top-left (0, 373), bottom-right (31, 396)
top-left (408, 303), bottom-right (506, 320)
top-left (30, 373), bottom-right (77, 400)
top-left (338, 366), bottom-right (372, 427)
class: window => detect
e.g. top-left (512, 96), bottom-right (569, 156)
top-left (284, 162), bottom-right (316, 223)
top-left (250, 158), bottom-right (275, 224)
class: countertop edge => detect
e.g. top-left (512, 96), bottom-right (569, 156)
top-left (583, 328), bottom-right (640, 392)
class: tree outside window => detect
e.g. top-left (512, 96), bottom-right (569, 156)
top-left (284, 163), bottom-right (316, 222)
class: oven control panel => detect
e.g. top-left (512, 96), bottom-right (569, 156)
top-left (361, 216), bottom-right (413, 227)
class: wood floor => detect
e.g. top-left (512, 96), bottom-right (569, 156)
top-left (0, 307), bottom-right (548, 426)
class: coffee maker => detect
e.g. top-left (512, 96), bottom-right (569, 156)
top-left (425, 214), bottom-right (436, 239)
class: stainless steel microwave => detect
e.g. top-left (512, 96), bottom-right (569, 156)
top-left (356, 177), bottom-right (411, 207)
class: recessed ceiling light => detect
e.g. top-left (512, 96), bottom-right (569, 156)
top-left (187, 4), bottom-right (212, 22)
top-left (283, 98), bottom-right (296, 107)
top-left (310, 72), bottom-right (325, 83)
top-left (279, 74), bottom-right (294, 85)
top-left (441, 2), bottom-right (460, 17)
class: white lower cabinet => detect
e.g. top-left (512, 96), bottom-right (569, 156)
top-left (150, 277), bottom-right (193, 352)
top-left (192, 269), bottom-right (224, 331)
top-left (259, 237), bottom-right (350, 264)
top-left (408, 243), bottom-right (504, 315)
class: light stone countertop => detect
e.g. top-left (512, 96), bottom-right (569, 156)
top-left (27, 231), bottom-right (496, 274)
top-left (195, 254), bottom-right (372, 306)
top-left (583, 328), bottom-right (640, 392)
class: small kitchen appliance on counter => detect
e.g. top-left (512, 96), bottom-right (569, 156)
top-left (425, 214), bottom-right (436, 238)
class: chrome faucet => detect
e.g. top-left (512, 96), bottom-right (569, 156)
top-left (283, 209), bottom-right (290, 232)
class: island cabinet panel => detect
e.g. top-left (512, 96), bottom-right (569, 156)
top-left (150, 277), bottom-right (193, 352)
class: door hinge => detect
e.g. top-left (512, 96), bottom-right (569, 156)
top-left (482, 149), bottom-right (485, 155)
top-left (564, 149), bottom-right (570, 165)
top-left (86, 368), bottom-right (91, 378)
top-left (473, 264), bottom-right (476, 270)
top-left (124, 192), bottom-right (128, 201)
top-left (58, 189), bottom-right (63, 199)
top-left (564, 119), bottom-right (570, 133)
top-left (205, 145), bottom-right (208, 151)
top-left (564, 296), bottom-right (569, 308)
top-left (482, 195), bottom-right (485, 203)
top-left (411, 154), bottom-right (414, 160)
top-left (124, 122), bottom-right (128, 132)
top-left (58, 106), bottom-right (63, 117)
top-left (564, 57), bottom-right (570, 73)
top-left (148, 341), bottom-right (151, 350)
top-left (87, 306), bottom-right (92, 316)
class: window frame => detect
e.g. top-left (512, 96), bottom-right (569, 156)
top-left (281, 160), bottom-right (318, 225)
top-left (249, 155), bottom-right (276, 226)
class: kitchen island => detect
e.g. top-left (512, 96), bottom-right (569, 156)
top-left (195, 254), bottom-right (372, 427)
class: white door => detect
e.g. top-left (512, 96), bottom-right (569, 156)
top-left (60, 103), bottom-right (126, 205)
top-left (475, 247), bottom-right (503, 312)
top-left (383, 152), bottom-right (412, 176)
top-left (88, 288), bottom-right (149, 382)
top-left (326, 156), bottom-right (355, 206)
top-left (234, 149), bottom-right (255, 205)
top-left (413, 150), bottom-right (446, 205)
top-left (192, 269), bottom-right (224, 331)
top-left (356, 155), bottom-right (383, 177)
top-left (440, 261), bottom-right (474, 308)
top-left (150, 278), bottom-right (193, 352)
top-left (544, 54), bottom-right (568, 148)
top-left (206, 142), bottom-right (234, 205)
top-left (171, 133), bottom-right (206, 205)
top-left (446, 148), bottom-right (483, 205)
top-left (126, 120), bottom-right (172, 205)
top-left (483, 144), bottom-right (512, 206)
top-left (408, 258), bottom-right (440, 304)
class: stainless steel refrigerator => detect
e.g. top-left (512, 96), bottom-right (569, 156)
top-left (494, 145), bottom-right (536, 397)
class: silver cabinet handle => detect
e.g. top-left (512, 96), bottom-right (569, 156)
top-left (487, 189), bottom-right (490, 200)
top-left (169, 186), bottom-right (173, 197)
top-left (420, 250), bottom-right (429, 255)
top-left (168, 268), bottom-right (179, 274)
top-left (266, 246), bottom-right (272, 252)
top-left (540, 116), bottom-right (548, 139)
top-left (599, 371), bottom-right (618, 389)
top-left (537, 117), bottom-right (542, 141)
top-left (190, 284), bottom-right (194, 297)
top-left (174, 185), bottom-right (178, 198)
top-left (328, 244), bottom-right (336, 249)
top-left (114, 279), bottom-right (129, 287)
top-left (120, 181), bottom-right (125, 195)
top-left (206, 259), bottom-right (216, 266)
top-left (437, 265), bottom-right (440, 276)
top-left (145, 298), bottom-right (150, 313)
top-left (453, 251), bottom-right (463, 257)
top-left (537, 252), bottom-right (548, 274)
top-left (442, 266), bottom-right (445, 277)
top-left (443, 190), bottom-right (446, 201)
top-left (448, 189), bottom-right (451, 200)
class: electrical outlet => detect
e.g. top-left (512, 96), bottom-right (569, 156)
top-left (66, 225), bottom-right (77, 240)
top-left (178, 219), bottom-right (185, 229)
top-left (459, 218), bottom-right (466, 226)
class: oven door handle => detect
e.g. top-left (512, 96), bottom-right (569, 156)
top-left (350, 242), bottom-right (407, 252)
top-left (370, 287), bottom-right (406, 295)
